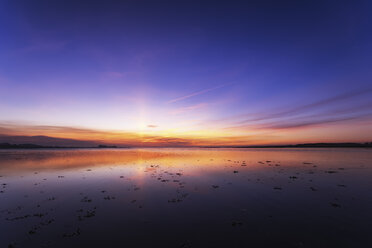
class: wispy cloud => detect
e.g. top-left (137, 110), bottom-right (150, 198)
top-left (166, 83), bottom-right (233, 104)
top-left (264, 113), bottom-right (372, 130)
top-left (106, 71), bottom-right (125, 78)
top-left (0, 122), bottom-right (281, 147)
top-left (13, 40), bottom-right (69, 55)
top-left (230, 112), bottom-right (372, 131)
top-left (237, 89), bottom-right (372, 124)
top-left (223, 92), bottom-right (372, 132)
top-left (169, 103), bottom-right (207, 115)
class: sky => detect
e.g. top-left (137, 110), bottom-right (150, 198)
top-left (0, 0), bottom-right (371, 146)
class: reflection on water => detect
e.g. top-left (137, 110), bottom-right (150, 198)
top-left (0, 148), bottom-right (372, 247)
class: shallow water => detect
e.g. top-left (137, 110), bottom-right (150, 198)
top-left (0, 148), bottom-right (371, 247)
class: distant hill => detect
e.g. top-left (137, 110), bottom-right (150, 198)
top-left (203, 142), bottom-right (372, 148)
top-left (0, 143), bottom-right (119, 149)
top-left (289, 142), bottom-right (372, 148)
top-left (0, 135), bottom-right (99, 147)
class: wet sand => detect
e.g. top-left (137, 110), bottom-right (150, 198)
top-left (1, 148), bottom-right (372, 247)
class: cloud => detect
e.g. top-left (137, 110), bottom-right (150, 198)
top-left (169, 103), bottom-right (207, 115)
top-left (0, 122), bottom-right (281, 147)
top-left (14, 40), bottom-right (69, 55)
top-left (237, 89), bottom-right (372, 124)
top-left (225, 103), bottom-right (372, 132)
top-left (262, 113), bottom-right (372, 130)
top-left (0, 123), bottom-right (200, 147)
top-left (166, 83), bottom-right (233, 104)
top-left (106, 71), bottom-right (124, 78)
top-left (147, 124), bottom-right (158, 128)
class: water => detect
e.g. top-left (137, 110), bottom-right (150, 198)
top-left (0, 148), bottom-right (371, 247)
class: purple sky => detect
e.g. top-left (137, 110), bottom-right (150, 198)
top-left (0, 0), bottom-right (371, 146)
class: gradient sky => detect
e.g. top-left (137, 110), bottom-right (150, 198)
top-left (0, 0), bottom-right (372, 146)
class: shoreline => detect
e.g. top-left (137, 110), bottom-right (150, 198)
top-left (1, 142), bottom-right (371, 149)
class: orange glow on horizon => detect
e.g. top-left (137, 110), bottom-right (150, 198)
top-left (1, 119), bottom-right (372, 147)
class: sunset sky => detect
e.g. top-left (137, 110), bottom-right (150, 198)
top-left (0, 0), bottom-right (371, 146)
